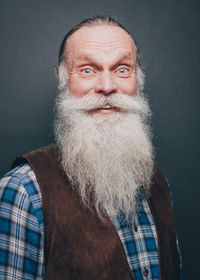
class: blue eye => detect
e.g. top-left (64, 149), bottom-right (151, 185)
top-left (118, 68), bottom-right (127, 73)
top-left (83, 68), bottom-right (92, 74)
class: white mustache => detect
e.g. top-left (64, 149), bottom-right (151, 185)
top-left (60, 93), bottom-right (151, 118)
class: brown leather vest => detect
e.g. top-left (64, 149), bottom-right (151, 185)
top-left (12, 146), bottom-right (180, 280)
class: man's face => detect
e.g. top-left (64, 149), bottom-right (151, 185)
top-left (62, 24), bottom-right (137, 114)
top-left (55, 24), bottom-right (153, 219)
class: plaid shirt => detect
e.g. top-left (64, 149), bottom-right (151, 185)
top-left (0, 163), bottom-right (183, 279)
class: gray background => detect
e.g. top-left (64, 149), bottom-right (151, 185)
top-left (0, 0), bottom-right (199, 278)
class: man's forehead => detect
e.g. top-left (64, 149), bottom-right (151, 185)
top-left (64, 24), bottom-right (136, 59)
top-left (76, 50), bottom-right (134, 60)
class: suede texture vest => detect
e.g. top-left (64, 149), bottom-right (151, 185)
top-left (12, 146), bottom-right (180, 280)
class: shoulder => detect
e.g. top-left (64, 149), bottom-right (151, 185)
top-left (0, 163), bottom-right (44, 233)
top-left (147, 164), bottom-right (174, 210)
top-left (152, 164), bottom-right (171, 192)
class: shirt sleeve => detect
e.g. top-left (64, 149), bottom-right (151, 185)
top-left (0, 166), bottom-right (44, 279)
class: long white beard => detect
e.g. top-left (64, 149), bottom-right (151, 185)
top-left (54, 87), bottom-right (154, 221)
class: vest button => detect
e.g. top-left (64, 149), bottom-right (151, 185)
top-left (143, 268), bottom-right (149, 277)
top-left (133, 223), bottom-right (138, 232)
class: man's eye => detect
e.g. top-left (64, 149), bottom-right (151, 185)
top-left (118, 68), bottom-right (128, 74)
top-left (82, 68), bottom-right (93, 74)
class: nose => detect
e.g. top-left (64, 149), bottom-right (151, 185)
top-left (94, 72), bottom-right (118, 95)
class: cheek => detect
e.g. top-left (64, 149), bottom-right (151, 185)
top-left (68, 77), bottom-right (95, 97)
top-left (119, 78), bottom-right (137, 96)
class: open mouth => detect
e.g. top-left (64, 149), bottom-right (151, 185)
top-left (98, 104), bottom-right (115, 110)
top-left (88, 104), bottom-right (118, 114)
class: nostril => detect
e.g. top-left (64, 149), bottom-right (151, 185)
top-left (94, 72), bottom-right (118, 95)
top-left (96, 89), bottom-right (117, 96)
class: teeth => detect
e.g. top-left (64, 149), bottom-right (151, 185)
top-left (101, 104), bottom-right (112, 109)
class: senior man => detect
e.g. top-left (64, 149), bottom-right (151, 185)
top-left (0, 16), bottom-right (183, 279)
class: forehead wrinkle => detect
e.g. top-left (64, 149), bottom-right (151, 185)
top-left (64, 25), bottom-right (137, 68)
top-left (76, 50), bottom-right (134, 62)
top-left (79, 39), bottom-right (133, 48)
top-left (76, 40), bottom-right (135, 58)
top-left (78, 40), bottom-right (135, 55)
top-left (74, 48), bottom-right (137, 69)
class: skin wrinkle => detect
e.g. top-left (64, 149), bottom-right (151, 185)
top-left (71, 58), bottom-right (136, 78)
top-left (75, 53), bottom-right (136, 67)
top-left (63, 50), bottom-right (136, 72)
top-left (66, 50), bottom-right (136, 76)
top-left (75, 51), bottom-right (134, 61)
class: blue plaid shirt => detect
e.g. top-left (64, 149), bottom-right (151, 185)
top-left (0, 163), bottom-right (183, 279)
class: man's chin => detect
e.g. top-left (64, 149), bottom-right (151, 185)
top-left (87, 110), bottom-right (123, 128)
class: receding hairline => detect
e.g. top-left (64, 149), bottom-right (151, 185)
top-left (66, 25), bottom-right (137, 65)
top-left (58, 16), bottom-right (139, 65)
